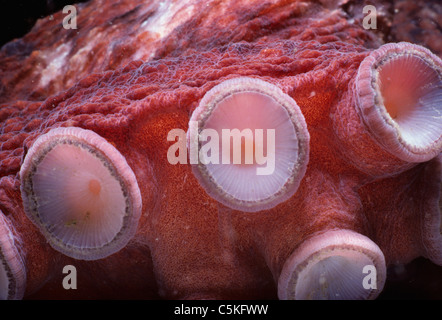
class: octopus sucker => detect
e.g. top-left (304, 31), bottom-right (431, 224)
top-left (355, 42), bottom-right (442, 163)
top-left (0, 0), bottom-right (440, 300)
top-left (187, 77), bottom-right (309, 212)
top-left (0, 212), bottom-right (26, 300)
top-left (278, 229), bottom-right (386, 300)
top-left (19, 127), bottom-right (142, 260)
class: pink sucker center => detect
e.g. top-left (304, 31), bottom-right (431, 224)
top-left (379, 54), bottom-right (437, 121)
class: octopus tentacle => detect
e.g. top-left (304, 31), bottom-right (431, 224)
top-left (359, 155), bottom-right (442, 266)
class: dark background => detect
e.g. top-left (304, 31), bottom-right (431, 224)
top-left (0, 0), bottom-right (90, 47)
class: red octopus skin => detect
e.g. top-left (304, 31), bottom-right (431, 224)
top-left (0, 0), bottom-right (440, 299)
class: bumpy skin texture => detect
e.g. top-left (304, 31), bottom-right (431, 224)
top-left (0, 0), bottom-right (440, 299)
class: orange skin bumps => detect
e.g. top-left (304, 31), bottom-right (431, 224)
top-left (0, 0), bottom-right (440, 299)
